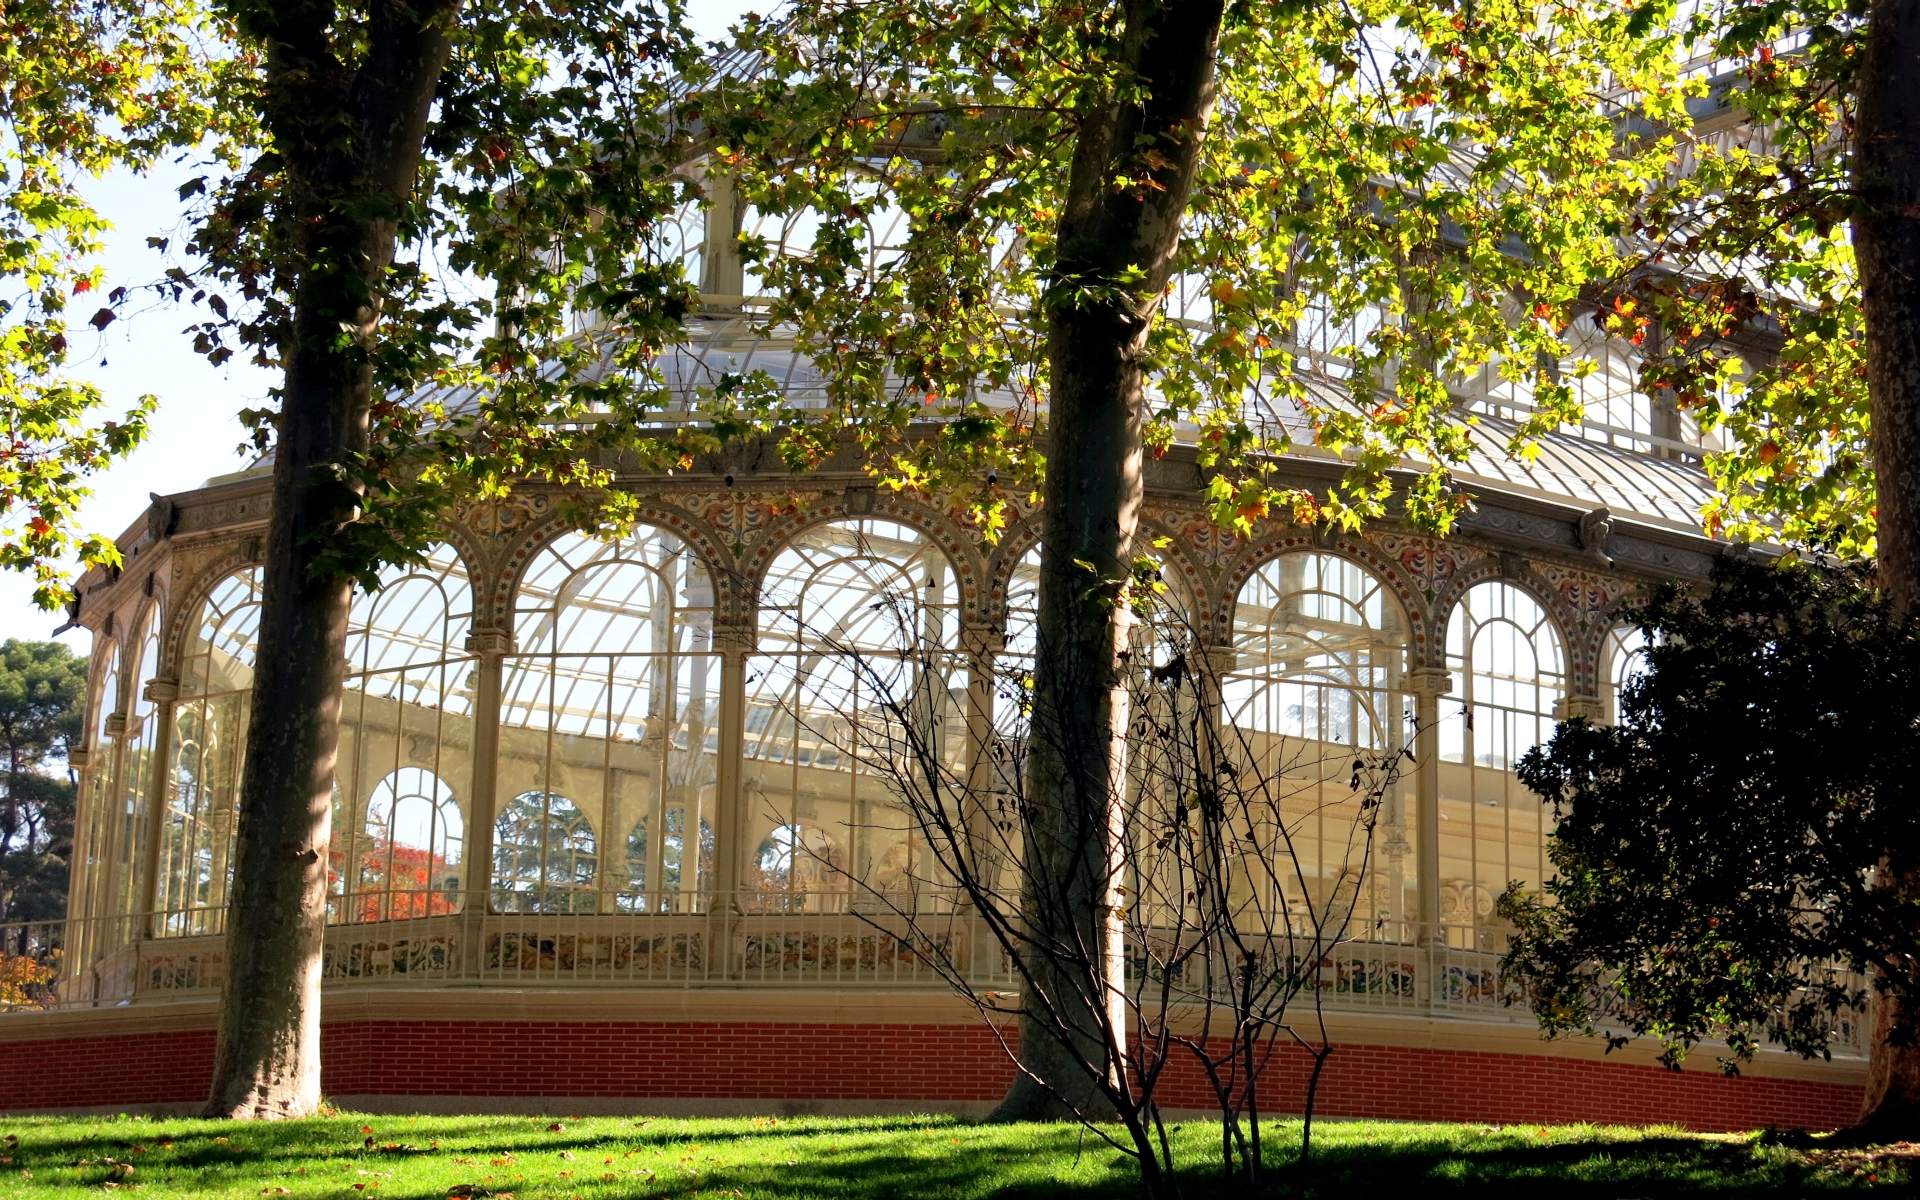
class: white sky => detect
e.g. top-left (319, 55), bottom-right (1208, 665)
top-left (9, 0), bottom-right (750, 656)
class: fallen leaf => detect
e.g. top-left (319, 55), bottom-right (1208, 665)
top-left (547, 1123), bottom-right (564, 1132)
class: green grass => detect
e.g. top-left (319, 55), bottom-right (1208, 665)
top-left (0, 1111), bottom-right (1911, 1198)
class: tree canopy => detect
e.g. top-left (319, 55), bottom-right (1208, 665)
top-left (705, 0), bottom-right (1698, 538)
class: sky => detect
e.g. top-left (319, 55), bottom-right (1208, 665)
top-left (9, 0), bottom-right (749, 658)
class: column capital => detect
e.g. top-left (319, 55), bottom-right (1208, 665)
top-left (1194, 644), bottom-right (1239, 674)
top-left (464, 628), bottom-right (516, 655)
top-left (711, 622), bottom-right (756, 655)
top-left (1554, 694), bottom-right (1605, 721)
top-left (103, 712), bottom-right (127, 737)
top-left (142, 676), bottom-right (179, 704)
top-left (1405, 667), bottom-right (1452, 699)
top-left (960, 623), bottom-right (1005, 658)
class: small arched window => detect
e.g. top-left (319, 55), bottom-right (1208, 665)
top-left (351, 768), bottom-right (463, 919)
top-left (115, 609), bottom-right (163, 919)
top-left (492, 790), bottom-right (598, 912)
top-left (1441, 582), bottom-right (1566, 770)
top-left (1602, 625), bottom-right (1649, 723)
top-left (1228, 551), bottom-right (1408, 747)
top-left (73, 644), bottom-right (119, 923)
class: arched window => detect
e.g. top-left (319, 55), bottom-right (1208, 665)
top-left (351, 768), bottom-right (463, 919)
top-left (72, 644), bottom-right (118, 925)
top-left (156, 570), bottom-right (260, 926)
top-left (503, 526), bottom-right (717, 912)
top-left (748, 519), bottom-right (963, 911)
top-left (492, 790), bottom-right (598, 912)
top-left (1602, 625), bottom-right (1649, 723)
top-left (1222, 552), bottom-right (1415, 932)
top-left (1438, 582), bottom-right (1567, 939)
top-left (333, 546), bottom-right (475, 918)
top-left (113, 609), bottom-right (163, 919)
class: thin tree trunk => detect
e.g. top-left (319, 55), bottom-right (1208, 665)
top-left (1857, 0), bottom-right (1920, 1138)
top-left (204, 0), bottom-right (458, 1119)
top-left (993, 0), bottom-right (1226, 1122)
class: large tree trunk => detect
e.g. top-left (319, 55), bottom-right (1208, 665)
top-left (992, 0), bottom-right (1225, 1123)
top-left (204, 0), bottom-right (457, 1119)
top-left (1856, 0), bottom-right (1920, 1137)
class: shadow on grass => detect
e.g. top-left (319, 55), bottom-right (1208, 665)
top-left (0, 1115), bottom-right (1897, 1198)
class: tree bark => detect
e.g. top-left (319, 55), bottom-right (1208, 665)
top-left (1856, 0), bottom-right (1920, 1137)
top-left (992, 0), bottom-right (1225, 1123)
top-left (204, 0), bottom-right (458, 1119)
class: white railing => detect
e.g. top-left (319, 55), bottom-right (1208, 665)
top-left (0, 897), bottom-right (1869, 1057)
top-left (0, 891), bottom-right (1010, 1008)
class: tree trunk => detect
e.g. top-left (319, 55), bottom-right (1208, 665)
top-left (204, 0), bottom-right (457, 1119)
top-left (993, 0), bottom-right (1225, 1122)
top-left (1856, 0), bottom-right (1920, 1137)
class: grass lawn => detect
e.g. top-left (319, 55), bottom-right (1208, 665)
top-left (0, 1111), bottom-right (1913, 1198)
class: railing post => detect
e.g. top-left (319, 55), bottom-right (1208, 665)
top-left (955, 623), bottom-right (1006, 983)
top-left (461, 628), bottom-right (512, 979)
top-left (711, 623), bottom-right (751, 977)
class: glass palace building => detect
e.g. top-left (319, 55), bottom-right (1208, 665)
top-left (0, 139), bottom-right (1865, 1128)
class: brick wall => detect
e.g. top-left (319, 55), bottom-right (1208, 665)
top-left (0, 1021), bottom-right (1862, 1131)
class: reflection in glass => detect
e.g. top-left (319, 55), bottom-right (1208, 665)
top-left (493, 790), bottom-right (598, 912)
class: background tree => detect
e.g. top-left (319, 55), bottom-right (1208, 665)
top-left (179, 0), bottom-right (722, 1119)
top-left (1502, 558), bottom-right (1920, 1131)
top-left (0, 639), bottom-right (85, 925)
top-left (0, 0), bottom-right (239, 607)
top-left (704, 0), bottom-right (1691, 1115)
top-left (1539, 0), bottom-right (1920, 1124)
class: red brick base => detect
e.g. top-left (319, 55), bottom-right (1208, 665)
top-left (0, 1021), bottom-right (1863, 1131)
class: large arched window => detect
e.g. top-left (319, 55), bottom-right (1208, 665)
top-left (492, 790), bottom-right (598, 911)
top-left (502, 527), bottom-right (716, 912)
top-left (1222, 552), bottom-right (1416, 933)
top-left (156, 570), bottom-right (260, 927)
top-left (1438, 582), bottom-right (1567, 940)
top-left (333, 545), bottom-right (475, 918)
top-left (748, 519), bottom-right (964, 910)
top-left (349, 768), bottom-right (464, 920)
